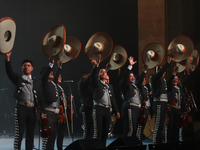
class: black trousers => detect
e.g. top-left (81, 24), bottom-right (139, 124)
top-left (14, 104), bottom-right (36, 150)
top-left (80, 105), bottom-right (93, 139)
top-left (42, 111), bottom-right (59, 150)
top-left (167, 107), bottom-right (180, 142)
top-left (122, 103), bottom-right (141, 138)
top-left (93, 105), bottom-right (111, 147)
top-left (152, 101), bottom-right (167, 144)
top-left (57, 122), bottom-right (66, 150)
top-left (126, 105), bottom-right (141, 137)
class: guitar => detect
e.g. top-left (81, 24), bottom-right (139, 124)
top-left (143, 98), bottom-right (178, 140)
top-left (164, 97), bottom-right (179, 126)
top-left (59, 104), bottom-right (66, 124)
top-left (139, 102), bottom-right (147, 126)
top-left (38, 106), bottom-right (52, 138)
top-left (178, 113), bottom-right (186, 128)
top-left (59, 90), bottom-right (71, 139)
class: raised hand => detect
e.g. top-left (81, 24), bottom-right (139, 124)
top-left (117, 112), bottom-right (120, 119)
top-left (97, 54), bottom-right (101, 67)
top-left (187, 68), bottom-right (191, 75)
top-left (173, 66), bottom-right (178, 74)
top-left (128, 56), bottom-right (137, 66)
top-left (57, 60), bottom-right (62, 68)
top-left (143, 64), bottom-right (147, 71)
top-left (91, 57), bottom-right (97, 66)
top-left (106, 63), bottom-right (111, 71)
top-left (6, 51), bottom-right (12, 61)
top-left (91, 54), bottom-right (101, 67)
top-left (167, 56), bottom-right (172, 64)
top-left (49, 56), bottom-right (55, 64)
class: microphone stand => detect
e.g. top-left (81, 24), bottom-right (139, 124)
top-left (67, 82), bottom-right (78, 143)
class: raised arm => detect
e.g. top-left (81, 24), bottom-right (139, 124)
top-left (53, 60), bottom-right (62, 83)
top-left (5, 51), bottom-right (18, 84)
top-left (120, 56), bottom-right (137, 89)
top-left (136, 64), bottom-right (147, 89)
top-left (90, 54), bottom-right (101, 87)
top-left (153, 56), bottom-right (172, 80)
top-left (41, 56), bottom-right (55, 82)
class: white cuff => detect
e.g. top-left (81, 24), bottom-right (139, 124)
top-left (128, 65), bottom-right (132, 70)
top-left (49, 62), bottom-right (54, 68)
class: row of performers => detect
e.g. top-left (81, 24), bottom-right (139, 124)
top-left (4, 50), bottom-right (197, 150)
top-left (78, 54), bottom-right (197, 146)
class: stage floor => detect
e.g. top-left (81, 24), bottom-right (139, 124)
top-left (0, 134), bottom-right (153, 150)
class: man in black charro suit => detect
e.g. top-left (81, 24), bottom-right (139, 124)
top-left (166, 67), bottom-right (188, 143)
top-left (120, 56), bottom-right (146, 138)
top-left (151, 56), bottom-right (172, 144)
top-left (78, 70), bottom-right (94, 139)
top-left (56, 74), bottom-right (68, 150)
top-left (90, 55), bottom-right (120, 146)
top-left (145, 74), bottom-right (153, 116)
top-left (5, 51), bottom-right (44, 150)
top-left (137, 76), bottom-right (151, 141)
top-left (41, 57), bottom-right (62, 150)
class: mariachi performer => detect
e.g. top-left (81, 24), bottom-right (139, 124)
top-left (41, 57), bottom-right (62, 150)
top-left (120, 56), bottom-right (146, 138)
top-left (151, 56), bottom-right (172, 144)
top-left (78, 70), bottom-right (94, 139)
top-left (56, 74), bottom-right (69, 150)
top-left (90, 55), bottom-right (120, 146)
top-left (137, 76), bottom-right (151, 141)
top-left (145, 74), bottom-right (153, 116)
top-left (166, 66), bottom-right (188, 143)
top-left (2, 17), bottom-right (45, 150)
top-left (5, 51), bottom-right (45, 150)
top-left (41, 24), bottom-right (66, 150)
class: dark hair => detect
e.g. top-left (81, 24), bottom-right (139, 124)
top-left (136, 75), bottom-right (140, 82)
top-left (82, 70), bottom-right (90, 76)
top-left (21, 59), bottom-right (33, 66)
top-left (82, 70), bottom-right (90, 75)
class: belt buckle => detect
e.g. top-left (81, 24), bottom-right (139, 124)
top-left (26, 103), bottom-right (34, 107)
top-left (55, 108), bottom-right (60, 114)
top-left (174, 105), bottom-right (181, 109)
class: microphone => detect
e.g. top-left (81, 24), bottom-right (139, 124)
top-left (63, 80), bottom-right (74, 83)
top-left (1, 88), bottom-right (8, 91)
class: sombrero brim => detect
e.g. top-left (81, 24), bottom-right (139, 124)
top-left (189, 49), bottom-right (199, 72)
top-left (142, 42), bottom-right (164, 69)
top-left (109, 45), bottom-right (127, 70)
top-left (84, 32), bottom-right (113, 62)
top-left (58, 37), bottom-right (81, 64)
top-left (0, 17), bottom-right (16, 54)
top-left (42, 24), bottom-right (66, 57)
top-left (167, 35), bottom-right (194, 62)
top-left (176, 56), bottom-right (191, 73)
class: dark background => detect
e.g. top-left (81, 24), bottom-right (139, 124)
top-left (0, 0), bottom-right (138, 135)
top-left (1, 0), bottom-right (200, 139)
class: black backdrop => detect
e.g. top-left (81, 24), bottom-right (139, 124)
top-left (0, 0), bottom-right (138, 135)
